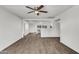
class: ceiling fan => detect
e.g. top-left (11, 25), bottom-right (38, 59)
top-left (25, 5), bottom-right (48, 16)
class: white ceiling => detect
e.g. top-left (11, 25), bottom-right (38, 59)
top-left (1, 5), bottom-right (73, 19)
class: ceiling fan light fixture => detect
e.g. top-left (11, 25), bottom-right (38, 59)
top-left (34, 11), bottom-right (39, 16)
top-left (37, 13), bottom-right (39, 16)
top-left (35, 11), bottom-right (39, 14)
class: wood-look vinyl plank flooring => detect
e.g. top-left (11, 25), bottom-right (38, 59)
top-left (2, 33), bottom-right (78, 54)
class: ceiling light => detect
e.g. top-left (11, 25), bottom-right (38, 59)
top-left (35, 11), bottom-right (39, 14)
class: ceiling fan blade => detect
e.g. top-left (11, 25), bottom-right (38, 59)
top-left (39, 11), bottom-right (48, 13)
top-left (25, 6), bottom-right (35, 10)
top-left (27, 11), bottom-right (34, 14)
top-left (37, 5), bottom-right (44, 10)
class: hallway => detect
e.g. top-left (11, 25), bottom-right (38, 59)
top-left (2, 33), bottom-right (77, 54)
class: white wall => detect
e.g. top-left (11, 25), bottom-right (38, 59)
top-left (41, 22), bottom-right (60, 37)
top-left (23, 21), bottom-right (29, 36)
top-left (0, 7), bottom-right (23, 51)
top-left (59, 6), bottom-right (79, 52)
top-left (26, 19), bottom-right (60, 37)
top-left (29, 22), bottom-right (38, 33)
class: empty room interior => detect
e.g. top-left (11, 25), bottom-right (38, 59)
top-left (0, 5), bottom-right (79, 54)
